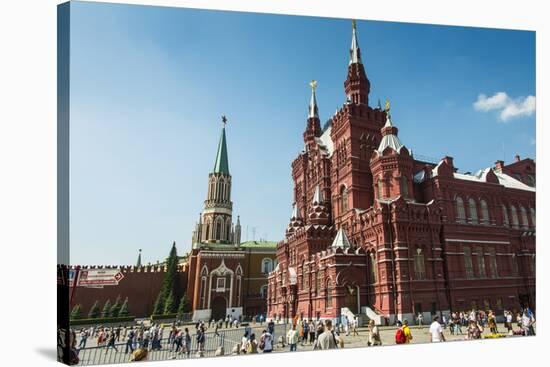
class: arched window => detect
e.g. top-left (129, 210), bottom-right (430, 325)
top-left (520, 206), bottom-right (529, 229)
top-left (463, 247), bottom-right (474, 279)
top-left (480, 200), bottom-right (489, 224)
top-left (370, 252), bottom-right (377, 283)
top-left (304, 263), bottom-right (309, 289)
top-left (414, 248), bottom-right (426, 280)
top-left (400, 176), bottom-right (409, 198)
top-left (301, 260), bottom-right (306, 289)
top-left (316, 271), bottom-right (322, 294)
top-left (215, 218), bottom-right (223, 240)
top-left (502, 205), bottom-right (509, 227)
top-left (236, 276), bottom-right (242, 306)
top-left (326, 279), bottom-right (333, 308)
top-left (510, 206), bottom-right (519, 228)
top-left (262, 258), bottom-right (273, 274)
top-left (527, 175), bottom-right (535, 187)
top-left (456, 197), bottom-right (466, 223)
top-left (340, 186), bottom-right (349, 212)
top-left (468, 198), bottom-right (478, 224)
top-left (530, 208), bottom-right (536, 228)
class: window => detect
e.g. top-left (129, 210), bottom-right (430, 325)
top-left (511, 254), bottom-right (519, 276)
top-left (301, 260), bottom-right (306, 289)
top-left (520, 206), bottom-right (529, 229)
top-left (476, 246), bottom-right (486, 278)
top-left (496, 298), bottom-right (503, 311)
top-left (216, 277), bottom-right (226, 291)
top-left (527, 175), bottom-right (536, 187)
top-left (414, 248), bottom-right (426, 280)
top-left (469, 198), bottom-right (478, 224)
top-left (236, 276), bottom-right (242, 306)
top-left (200, 277), bottom-right (207, 309)
top-left (400, 176), bottom-right (409, 198)
top-left (370, 252), bottom-right (378, 283)
top-left (456, 197), bottom-right (466, 223)
top-left (304, 263), bottom-right (309, 289)
top-left (480, 200), bottom-right (489, 224)
top-left (262, 258), bottom-right (273, 274)
top-left (326, 279), bottom-right (333, 308)
top-left (260, 285), bottom-right (268, 299)
top-left (530, 208), bottom-right (536, 228)
top-left (511, 206), bottom-right (519, 228)
top-left (464, 247), bottom-right (474, 279)
top-left (316, 271), bottom-right (322, 294)
top-left (340, 186), bottom-right (349, 212)
top-left (489, 247), bottom-right (498, 278)
top-left (216, 218), bottom-right (223, 240)
top-left (502, 205), bottom-right (509, 227)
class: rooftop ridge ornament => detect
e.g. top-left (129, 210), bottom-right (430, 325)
top-left (350, 19), bottom-right (362, 65)
top-left (221, 114), bottom-right (228, 126)
top-left (308, 80), bottom-right (319, 118)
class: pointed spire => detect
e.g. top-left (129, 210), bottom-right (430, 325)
top-left (312, 184), bottom-right (323, 205)
top-left (213, 115), bottom-right (230, 174)
top-left (291, 203), bottom-right (300, 219)
top-left (308, 80), bottom-right (319, 119)
top-left (350, 20), bottom-right (362, 65)
top-left (136, 249), bottom-right (142, 267)
top-left (377, 102), bottom-right (406, 154)
top-left (331, 228), bottom-right (352, 248)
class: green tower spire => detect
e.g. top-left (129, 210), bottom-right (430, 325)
top-left (213, 115), bottom-right (230, 174)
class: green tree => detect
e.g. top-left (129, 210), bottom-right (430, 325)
top-left (101, 299), bottom-right (112, 318)
top-left (110, 295), bottom-right (122, 317)
top-left (70, 304), bottom-right (82, 320)
top-left (164, 289), bottom-right (176, 314)
top-left (118, 297), bottom-right (130, 317)
top-left (88, 300), bottom-right (100, 319)
top-left (177, 294), bottom-right (191, 320)
top-left (152, 292), bottom-right (165, 316)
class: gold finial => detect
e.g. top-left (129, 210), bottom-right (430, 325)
top-left (309, 80), bottom-right (318, 91)
top-left (384, 99), bottom-right (390, 113)
top-left (352, 19), bottom-right (356, 30)
top-left (221, 115), bottom-right (228, 126)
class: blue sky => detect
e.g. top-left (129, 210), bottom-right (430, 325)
top-left (68, 1), bottom-right (535, 265)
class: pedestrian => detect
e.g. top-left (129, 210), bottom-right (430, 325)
top-left (352, 316), bottom-right (359, 336)
top-left (196, 326), bottom-right (206, 352)
top-left (312, 324), bottom-right (325, 350)
top-left (316, 320), bottom-right (339, 350)
top-left (241, 331), bottom-right (249, 354)
top-left (467, 319), bottom-right (483, 340)
top-left (395, 321), bottom-right (407, 344)
top-left (184, 328), bottom-right (191, 358)
top-left (301, 320), bottom-right (309, 346)
top-left (259, 329), bottom-right (273, 353)
top-left (417, 312), bottom-right (424, 328)
top-left (287, 324), bottom-right (299, 352)
top-left (125, 328), bottom-right (135, 354)
top-left (488, 311), bottom-right (498, 334)
top-left (308, 320), bottom-right (316, 344)
top-left (402, 320), bottom-right (413, 344)
top-left (429, 315), bottom-right (446, 343)
top-left (521, 310), bottom-right (533, 336)
top-left (78, 329), bottom-right (88, 349)
top-left (105, 332), bottom-right (118, 353)
top-left (246, 333), bottom-right (259, 354)
top-left (367, 320), bottom-right (381, 346)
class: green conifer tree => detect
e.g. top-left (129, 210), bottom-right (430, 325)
top-left (176, 294), bottom-right (191, 320)
top-left (163, 289), bottom-right (176, 314)
top-left (118, 297), bottom-right (130, 317)
top-left (70, 304), bottom-right (82, 320)
top-left (110, 295), bottom-right (122, 317)
top-left (152, 292), bottom-right (165, 316)
top-left (88, 300), bottom-right (101, 319)
top-left (101, 299), bottom-right (112, 318)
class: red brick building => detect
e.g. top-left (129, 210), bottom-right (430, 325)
top-left (267, 21), bottom-right (536, 325)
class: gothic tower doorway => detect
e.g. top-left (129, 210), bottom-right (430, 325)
top-left (211, 296), bottom-right (227, 320)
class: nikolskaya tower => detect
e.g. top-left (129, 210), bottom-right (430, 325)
top-left (191, 115), bottom-right (242, 247)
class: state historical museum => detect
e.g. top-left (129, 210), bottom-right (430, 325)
top-left (267, 22), bottom-right (536, 325)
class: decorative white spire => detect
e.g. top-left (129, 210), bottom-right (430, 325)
top-left (308, 80), bottom-right (319, 118)
top-left (350, 20), bottom-right (362, 65)
top-left (291, 203), bottom-right (300, 219)
top-left (331, 227), bottom-right (352, 248)
top-left (312, 184), bottom-right (323, 205)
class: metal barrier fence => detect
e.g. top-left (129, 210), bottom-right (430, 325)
top-left (76, 323), bottom-right (288, 365)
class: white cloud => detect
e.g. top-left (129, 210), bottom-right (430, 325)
top-left (473, 92), bottom-right (536, 122)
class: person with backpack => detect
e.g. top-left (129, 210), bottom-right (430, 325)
top-left (395, 321), bottom-right (407, 344)
top-left (259, 329), bottom-right (273, 353)
top-left (317, 319), bottom-right (339, 350)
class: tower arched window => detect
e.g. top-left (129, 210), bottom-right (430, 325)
top-left (468, 198), bottom-right (478, 224)
top-left (262, 258), bottom-right (273, 274)
top-left (502, 205), bottom-right (509, 227)
top-left (325, 279), bottom-right (333, 308)
top-left (480, 200), bottom-right (489, 224)
top-left (400, 176), bottom-right (409, 198)
top-left (520, 206), bottom-right (529, 229)
top-left (340, 185), bottom-right (349, 212)
top-left (456, 196), bottom-right (466, 223)
top-left (215, 218), bottom-right (223, 240)
top-left (510, 206), bottom-right (519, 228)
